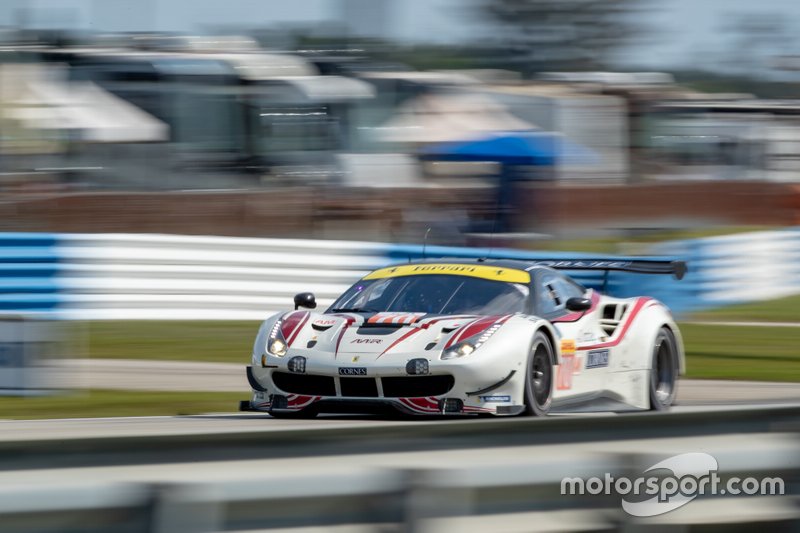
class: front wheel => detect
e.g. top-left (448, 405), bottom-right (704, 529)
top-left (649, 327), bottom-right (678, 411)
top-left (524, 331), bottom-right (554, 416)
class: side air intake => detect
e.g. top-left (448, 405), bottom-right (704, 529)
top-left (600, 304), bottom-right (627, 336)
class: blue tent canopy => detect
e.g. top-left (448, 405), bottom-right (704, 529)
top-left (420, 131), bottom-right (598, 166)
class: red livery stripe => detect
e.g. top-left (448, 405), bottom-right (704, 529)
top-left (445, 316), bottom-right (498, 348)
top-left (377, 327), bottom-right (423, 358)
top-left (444, 314), bottom-right (512, 349)
top-left (281, 311), bottom-right (310, 347)
top-left (398, 397), bottom-right (440, 413)
top-left (334, 316), bottom-right (357, 359)
top-left (368, 312), bottom-right (426, 325)
top-left (580, 297), bottom-right (652, 350)
top-left (419, 315), bottom-right (475, 329)
top-left (286, 395), bottom-right (320, 408)
top-left (463, 406), bottom-right (494, 413)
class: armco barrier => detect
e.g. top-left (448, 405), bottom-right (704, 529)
top-left (0, 230), bottom-right (798, 319)
top-left (2, 447), bottom-right (797, 533)
top-left (1, 404), bottom-right (798, 471)
top-left (0, 405), bottom-right (798, 532)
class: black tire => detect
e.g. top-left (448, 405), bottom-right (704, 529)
top-left (649, 327), bottom-right (679, 411)
top-left (524, 331), bottom-right (554, 416)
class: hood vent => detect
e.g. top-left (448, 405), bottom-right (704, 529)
top-left (356, 325), bottom-right (404, 335)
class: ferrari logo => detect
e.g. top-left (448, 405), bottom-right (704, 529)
top-left (351, 356), bottom-right (360, 363)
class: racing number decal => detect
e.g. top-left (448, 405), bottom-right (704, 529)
top-left (557, 339), bottom-right (581, 390)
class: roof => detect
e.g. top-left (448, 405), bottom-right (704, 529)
top-left (216, 52), bottom-right (317, 79)
top-left (8, 65), bottom-right (168, 142)
top-left (420, 131), bottom-right (599, 166)
top-left (377, 93), bottom-right (535, 144)
top-left (268, 75), bottom-right (375, 102)
top-left (358, 71), bottom-right (480, 85)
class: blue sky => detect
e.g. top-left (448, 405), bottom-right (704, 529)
top-left (2, 0), bottom-right (799, 70)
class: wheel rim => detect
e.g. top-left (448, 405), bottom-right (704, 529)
top-left (653, 338), bottom-right (675, 404)
top-left (531, 343), bottom-right (551, 407)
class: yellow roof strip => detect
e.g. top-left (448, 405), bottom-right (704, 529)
top-left (363, 263), bottom-right (530, 284)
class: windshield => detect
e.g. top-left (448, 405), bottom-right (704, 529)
top-left (328, 275), bottom-right (529, 315)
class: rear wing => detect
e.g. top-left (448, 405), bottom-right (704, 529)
top-left (528, 259), bottom-right (687, 280)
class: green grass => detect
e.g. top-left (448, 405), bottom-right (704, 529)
top-left (0, 390), bottom-right (245, 420)
top-left (85, 321), bottom-right (261, 363)
top-left (82, 319), bottom-right (800, 383)
top-left (679, 323), bottom-right (800, 382)
top-left (533, 226), bottom-right (778, 254)
top-left (690, 294), bottom-right (800, 324)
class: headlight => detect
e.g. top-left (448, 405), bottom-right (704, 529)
top-left (269, 338), bottom-right (287, 357)
top-left (440, 318), bottom-right (505, 360)
top-left (441, 341), bottom-right (475, 360)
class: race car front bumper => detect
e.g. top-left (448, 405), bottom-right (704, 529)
top-left (243, 359), bottom-right (525, 417)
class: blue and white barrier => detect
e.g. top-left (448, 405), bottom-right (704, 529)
top-left (654, 228), bottom-right (800, 311)
top-left (0, 230), bottom-right (798, 320)
top-left (0, 233), bottom-right (62, 313)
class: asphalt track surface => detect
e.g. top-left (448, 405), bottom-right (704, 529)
top-left (2, 402), bottom-right (800, 443)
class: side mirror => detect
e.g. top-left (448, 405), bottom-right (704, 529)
top-left (565, 297), bottom-right (591, 312)
top-left (294, 292), bottom-right (317, 310)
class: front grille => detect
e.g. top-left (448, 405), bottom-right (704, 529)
top-left (272, 372), bottom-right (336, 396)
top-left (381, 375), bottom-right (455, 398)
top-left (340, 377), bottom-right (379, 398)
top-left (273, 372), bottom-right (454, 399)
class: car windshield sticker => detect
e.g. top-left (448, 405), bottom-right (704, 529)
top-left (363, 264), bottom-right (530, 284)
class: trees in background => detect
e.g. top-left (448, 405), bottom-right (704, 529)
top-left (479, 0), bottom-right (650, 74)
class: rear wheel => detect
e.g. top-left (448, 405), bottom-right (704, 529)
top-left (524, 331), bottom-right (554, 416)
top-left (649, 327), bottom-right (678, 411)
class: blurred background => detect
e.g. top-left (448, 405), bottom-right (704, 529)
top-left (0, 1), bottom-right (799, 532)
top-left (1, 0), bottom-right (800, 241)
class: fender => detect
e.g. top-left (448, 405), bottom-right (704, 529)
top-left (536, 320), bottom-right (560, 366)
top-left (630, 301), bottom-right (685, 374)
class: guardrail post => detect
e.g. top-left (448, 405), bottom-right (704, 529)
top-left (616, 452), bottom-right (688, 533)
top-left (146, 483), bottom-right (222, 533)
top-left (400, 468), bottom-right (474, 533)
top-left (400, 469), bottom-right (428, 533)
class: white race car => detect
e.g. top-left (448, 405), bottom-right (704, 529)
top-left (242, 258), bottom-right (686, 417)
